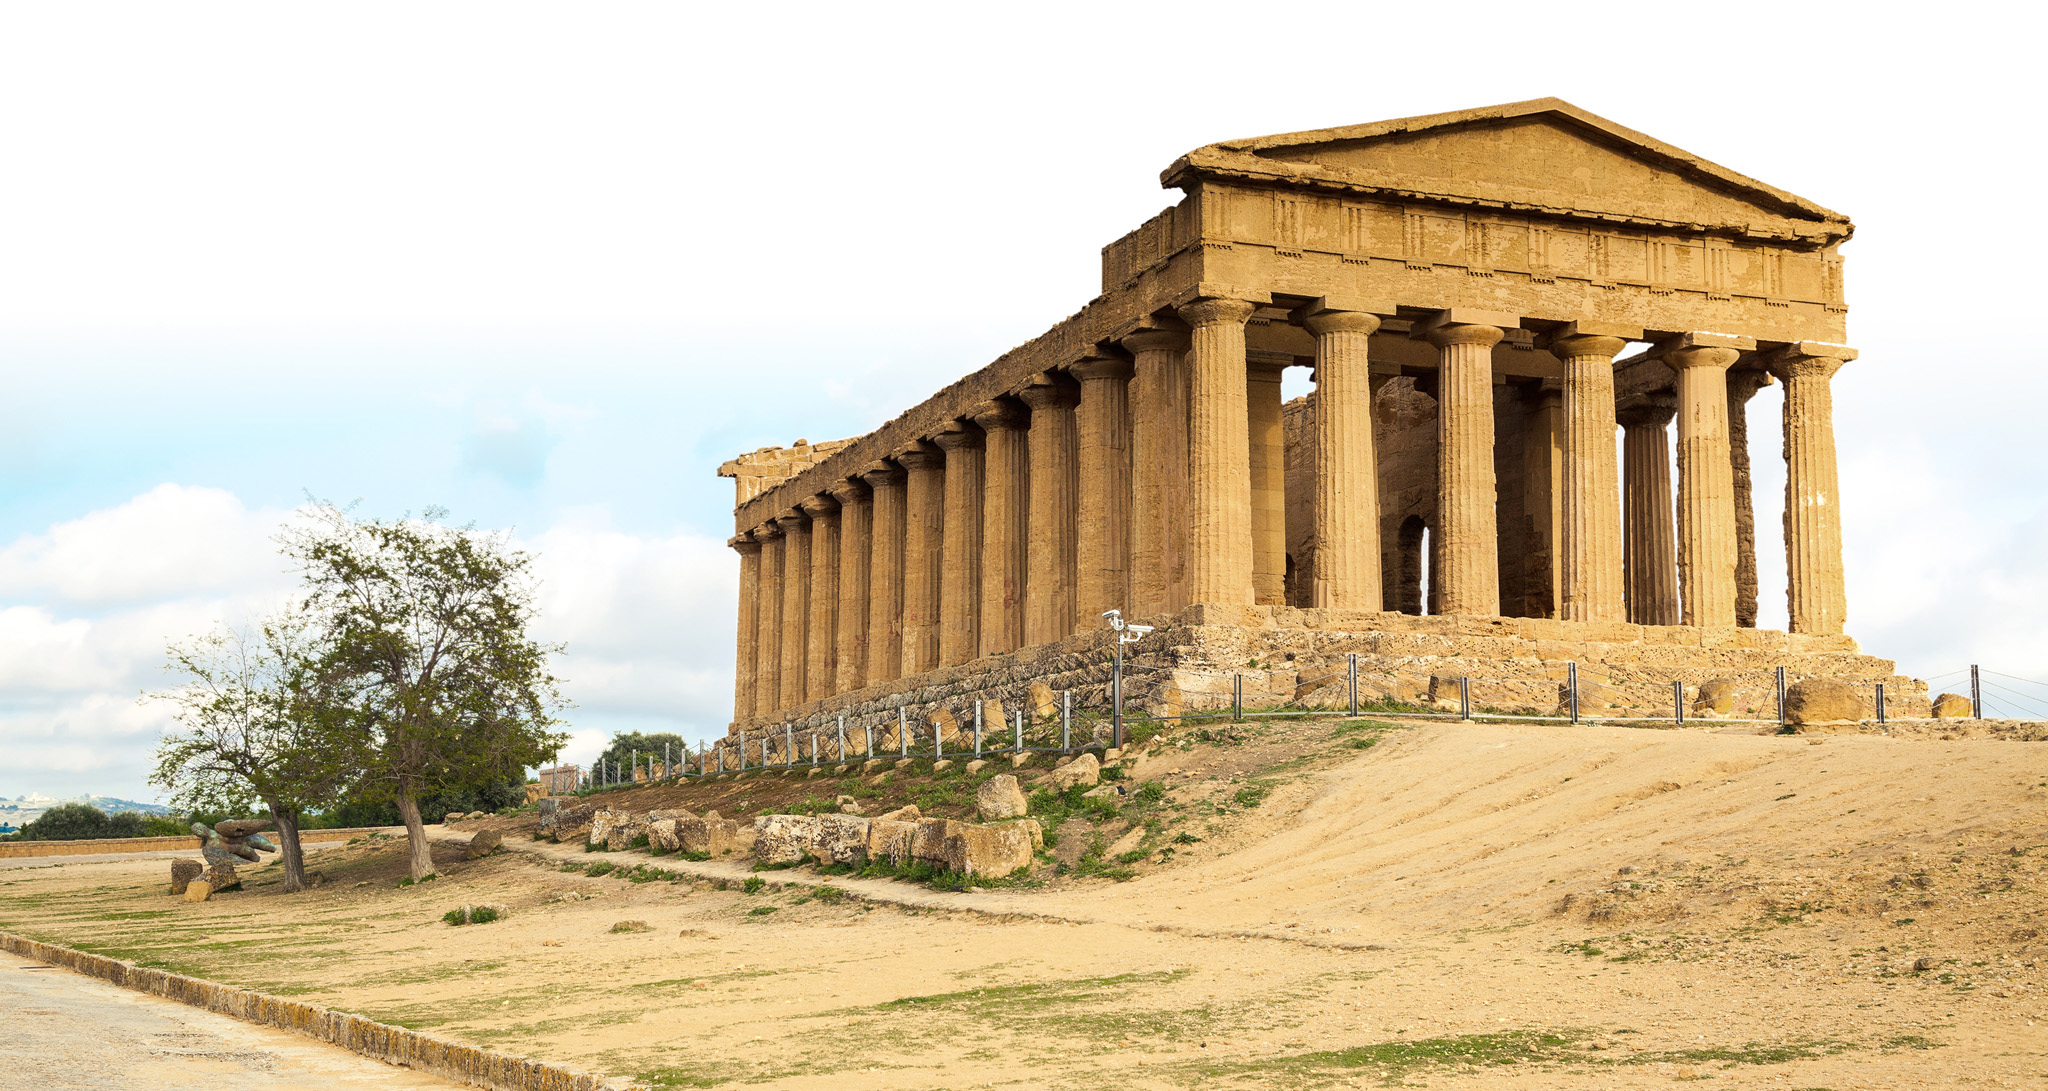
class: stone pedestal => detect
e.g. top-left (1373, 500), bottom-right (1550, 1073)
top-left (1304, 308), bottom-right (1384, 610)
top-left (1553, 329), bottom-right (1629, 622)
top-left (1180, 297), bottom-right (1258, 607)
top-left (1247, 353), bottom-right (1289, 606)
top-left (1071, 355), bottom-right (1132, 628)
top-left (776, 511), bottom-right (812, 709)
top-left (730, 534), bottom-right (761, 721)
top-left (1420, 317), bottom-right (1505, 616)
top-left (800, 495), bottom-right (841, 701)
top-left (1668, 334), bottom-right (1750, 627)
top-left (933, 424), bottom-right (985, 667)
top-left (861, 462), bottom-right (907, 684)
top-left (1770, 343), bottom-right (1855, 636)
top-left (754, 523), bottom-right (784, 717)
top-left (1124, 328), bottom-right (1190, 616)
top-left (973, 401), bottom-right (1030, 657)
top-left (1020, 374), bottom-right (1080, 645)
top-left (898, 445), bottom-right (945, 675)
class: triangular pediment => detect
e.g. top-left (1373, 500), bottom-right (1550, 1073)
top-left (1164, 98), bottom-right (1850, 245)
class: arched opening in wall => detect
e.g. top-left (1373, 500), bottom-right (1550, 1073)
top-left (1393, 515), bottom-right (1427, 615)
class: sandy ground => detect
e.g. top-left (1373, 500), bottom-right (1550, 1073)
top-left (0, 951), bottom-right (470, 1090)
top-left (2, 718), bottom-right (2044, 1090)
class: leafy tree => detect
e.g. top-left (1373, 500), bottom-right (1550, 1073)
top-left (17, 804), bottom-right (148, 841)
top-left (594, 731), bottom-right (689, 780)
top-left (150, 614), bottom-right (358, 892)
top-left (288, 503), bottom-right (567, 879)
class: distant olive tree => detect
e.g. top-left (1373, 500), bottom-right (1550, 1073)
top-left (15, 804), bottom-right (148, 842)
top-left (150, 613), bottom-right (357, 892)
top-left (286, 503), bottom-right (567, 880)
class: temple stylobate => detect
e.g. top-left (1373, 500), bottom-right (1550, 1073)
top-left (717, 98), bottom-right (1889, 731)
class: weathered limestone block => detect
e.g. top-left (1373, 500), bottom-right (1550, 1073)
top-left (1785, 679), bottom-right (1864, 725)
top-left (942, 824), bottom-right (1035, 878)
top-left (465, 828), bottom-right (503, 860)
top-left (1931, 693), bottom-right (1973, 719)
top-left (170, 859), bottom-right (203, 895)
top-left (199, 862), bottom-right (239, 893)
top-left (1692, 679), bottom-right (1739, 716)
top-left (754, 814), bottom-right (821, 864)
top-left (1027, 682), bottom-right (1057, 720)
top-left (444, 811), bottom-right (465, 824)
top-left (866, 819), bottom-right (917, 865)
top-left (676, 813), bottom-right (740, 856)
top-left (999, 817), bottom-right (1045, 851)
top-left (1048, 753), bottom-right (1100, 791)
top-left (587, 808), bottom-right (630, 847)
top-left (810, 814), bottom-right (872, 864)
top-left (980, 699), bottom-right (1007, 738)
top-left (910, 818), bottom-right (968, 864)
top-left (606, 817), bottom-right (649, 852)
top-left (976, 774), bottom-right (1029, 820)
top-left (648, 818), bottom-right (682, 853)
top-left (877, 804), bottom-right (921, 823)
top-left (184, 880), bottom-right (213, 903)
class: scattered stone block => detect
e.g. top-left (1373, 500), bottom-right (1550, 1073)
top-left (753, 814), bottom-right (820, 865)
top-left (465, 810), bottom-right (486, 820)
top-left (1049, 753), bottom-right (1101, 791)
top-left (647, 818), bottom-right (682, 853)
top-left (1026, 682), bottom-right (1056, 720)
top-left (910, 818), bottom-right (967, 865)
top-left (444, 812), bottom-right (465, 825)
top-left (465, 828), bottom-right (503, 860)
top-left (866, 819), bottom-right (916, 865)
top-left (1009, 752), bottom-right (1033, 768)
top-left (676, 814), bottom-right (740, 856)
top-left (1692, 679), bottom-right (1739, 716)
top-left (931, 759), bottom-right (954, 773)
top-left (862, 759), bottom-right (886, 773)
top-left (976, 774), bottom-right (1029, 821)
top-left (184, 881), bottom-right (213, 903)
top-left (169, 859), bottom-right (204, 896)
top-left (942, 824), bottom-right (1034, 878)
top-left (964, 759), bottom-right (988, 775)
top-left (811, 814), bottom-right (872, 864)
top-left (1931, 692), bottom-right (1973, 719)
top-left (198, 862), bottom-right (239, 894)
top-left (1785, 679), bottom-right (1864, 725)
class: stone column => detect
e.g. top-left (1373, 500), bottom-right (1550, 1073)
top-left (972, 401), bottom-right (1030, 658)
top-left (1550, 326), bottom-right (1633, 623)
top-left (1246, 352), bottom-right (1289, 606)
top-left (776, 511), bottom-right (811, 709)
top-left (1618, 396), bottom-right (1680, 626)
top-left (1667, 333), bottom-right (1752, 628)
top-left (753, 522), bottom-right (784, 717)
top-left (1303, 307), bottom-right (1384, 610)
top-left (800, 495), bottom-right (840, 701)
top-left (729, 533), bottom-right (761, 722)
top-left (1071, 355), bottom-right (1132, 627)
top-left (933, 423), bottom-right (985, 667)
top-left (1727, 368), bottom-right (1774, 629)
top-left (830, 479), bottom-right (872, 694)
top-left (1123, 328), bottom-right (1190, 616)
top-left (1179, 296), bottom-right (1259, 607)
top-left (898, 444), bottom-right (945, 676)
top-left (1417, 312), bottom-right (1508, 617)
top-left (1769, 342), bottom-right (1856, 635)
top-left (861, 461), bottom-right (907, 683)
top-left (1020, 373), bottom-right (1080, 645)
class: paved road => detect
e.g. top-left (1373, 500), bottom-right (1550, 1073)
top-left (0, 954), bottom-right (470, 1091)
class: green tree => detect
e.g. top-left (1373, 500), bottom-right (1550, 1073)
top-left (594, 731), bottom-right (689, 781)
top-left (288, 503), bottom-right (568, 879)
top-left (149, 613), bottom-right (357, 892)
top-left (17, 804), bottom-right (148, 841)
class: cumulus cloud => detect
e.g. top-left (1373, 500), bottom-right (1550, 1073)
top-left (0, 483), bottom-right (292, 608)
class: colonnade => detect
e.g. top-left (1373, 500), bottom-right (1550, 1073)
top-left (730, 300), bottom-right (1854, 722)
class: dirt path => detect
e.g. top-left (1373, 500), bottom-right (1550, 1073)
top-left (4, 720), bottom-right (2044, 1089)
top-left (0, 952), bottom-right (470, 1090)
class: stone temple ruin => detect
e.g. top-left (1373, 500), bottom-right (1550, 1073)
top-left (712, 97), bottom-right (1931, 754)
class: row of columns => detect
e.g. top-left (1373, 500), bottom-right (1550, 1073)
top-left (730, 297), bottom-right (1854, 722)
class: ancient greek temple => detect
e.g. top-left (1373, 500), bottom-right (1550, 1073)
top-left (719, 99), bottom-right (1905, 732)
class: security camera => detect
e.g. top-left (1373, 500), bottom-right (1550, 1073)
top-left (1128, 624), bottom-right (1154, 637)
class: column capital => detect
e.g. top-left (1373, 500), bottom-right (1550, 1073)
top-left (1017, 372), bottom-right (1080, 410)
top-left (1651, 330), bottom-right (1756, 366)
top-left (798, 494), bottom-right (840, 518)
top-left (1302, 309), bottom-right (1383, 337)
top-left (729, 534), bottom-right (762, 555)
top-left (1616, 394), bottom-right (1677, 429)
top-left (1412, 308), bottom-right (1518, 346)
top-left (1119, 327), bottom-right (1189, 355)
top-left (969, 398), bottom-right (1030, 432)
top-left (1765, 341), bottom-right (1856, 381)
top-left (1169, 282), bottom-right (1271, 311)
top-left (828, 477), bottom-right (873, 504)
top-left (895, 442), bottom-right (943, 470)
top-left (753, 519), bottom-right (786, 540)
top-left (1544, 330), bottom-right (1631, 360)
top-left (930, 421), bottom-right (985, 452)
top-left (774, 510), bottom-right (809, 533)
top-left (1068, 353), bottom-right (1134, 382)
top-left (1667, 345), bottom-right (1743, 371)
top-left (860, 459), bottom-right (906, 486)
top-left (1177, 296), bottom-right (1258, 329)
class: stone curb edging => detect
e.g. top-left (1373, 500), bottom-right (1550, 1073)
top-left (0, 931), bottom-right (626, 1091)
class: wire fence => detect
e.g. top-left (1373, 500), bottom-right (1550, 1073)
top-left (551, 661), bottom-right (2048, 793)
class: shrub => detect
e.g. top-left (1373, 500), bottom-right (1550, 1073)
top-left (1137, 781), bottom-right (1166, 803)
top-left (585, 861), bottom-right (616, 877)
top-left (742, 877), bottom-right (765, 894)
top-left (442, 904), bottom-right (502, 926)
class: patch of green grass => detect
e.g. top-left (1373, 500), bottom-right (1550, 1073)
top-left (395, 873), bottom-right (437, 887)
top-left (1635, 1039), bottom-right (1852, 1066)
top-left (585, 861), bottom-right (616, 877)
top-left (1187, 1029), bottom-right (1580, 1084)
top-left (747, 906), bottom-right (778, 916)
top-left (742, 877), bottom-right (765, 894)
top-left (1233, 783), bottom-right (1271, 808)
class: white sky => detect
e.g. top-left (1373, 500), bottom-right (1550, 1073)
top-left (3, 1), bottom-right (2046, 801)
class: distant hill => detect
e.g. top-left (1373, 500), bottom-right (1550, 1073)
top-left (0, 794), bottom-right (171, 829)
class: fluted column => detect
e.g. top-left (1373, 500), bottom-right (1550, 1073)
top-left (861, 461), bottom-right (907, 683)
top-left (1179, 297), bottom-right (1259, 607)
top-left (1727, 368), bottom-right (1773, 628)
top-left (1020, 373), bottom-right (1080, 645)
top-left (1418, 314), bottom-right (1507, 616)
top-left (1668, 333), bottom-right (1751, 627)
top-left (972, 401), bottom-right (1030, 657)
top-left (800, 495), bottom-right (840, 700)
top-left (1304, 307), bottom-right (1384, 609)
top-left (730, 534), bottom-right (761, 722)
top-left (1551, 326), bottom-right (1632, 622)
top-left (830, 479), bottom-right (872, 694)
top-left (1770, 342), bottom-right (1856, 635)
top-left (1123, 328), bottom-right (1190, 616)
top-left (1247, 353), bottom-right (1288, 606)
top-left (933, 423), bottom-right (985, 667)
top-left (753, 522), bottom-right (784, 717)
top-left (1071, 355), bottom-right (1132, 627)
top-left (898, 444), bottom-right (945, 676)
top-left (776, 511), bottom-right (811, 708)
top-left (1618, 397), bottom-right (1679, 626)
